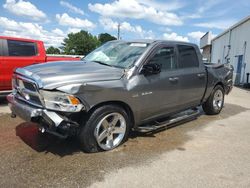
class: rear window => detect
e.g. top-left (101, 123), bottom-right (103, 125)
top-left (7, 40), bottom-right (37, 56)
top-left (178, 45), bottom-right (199, 68)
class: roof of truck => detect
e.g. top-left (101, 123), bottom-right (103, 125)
top-left (0, 36), bottom-right (43, 43)
top-left (118, 39), bottom-right (197, 47)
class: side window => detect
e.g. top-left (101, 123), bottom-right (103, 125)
top-left (150, 47), bottom-right (176, 70)
top-left (178, 45), bottom-right (199, 68)
top-left (7, 40), bottom-right (37, 56)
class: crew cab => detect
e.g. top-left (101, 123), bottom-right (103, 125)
top-left (7, 40), bottom-right (233, 153)
top-left (0, 36), bottom-right (80, 96)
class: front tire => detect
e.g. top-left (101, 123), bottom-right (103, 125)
top-left (78, 105), bottom-right (131, 153)
top-left (202, 85), bottom-right (225, 115)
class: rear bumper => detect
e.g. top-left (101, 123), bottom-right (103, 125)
top-left (7, 94), bottom-right (79, 138)
top-left (225, 79), bottom-right (233, 94)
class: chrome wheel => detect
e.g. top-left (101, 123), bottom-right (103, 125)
top-left (94, 112), bottom-right (126, 150)
top-left (213, 89), bottom-right (223, 110)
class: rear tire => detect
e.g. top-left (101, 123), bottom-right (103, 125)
top-left (78, 105), bottom-right (131, 153)
top-left (202, 85), bottom-right (225, 115)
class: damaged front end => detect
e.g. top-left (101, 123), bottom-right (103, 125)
top-left (7, 73), bottom-right (85, 138)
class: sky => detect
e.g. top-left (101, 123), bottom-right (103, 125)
top-left (0, 0), bottom-right (249, 48)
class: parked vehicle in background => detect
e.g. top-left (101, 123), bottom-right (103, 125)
top-left (0, 36), bottom-right (81, 96)
top-left (7, 40), bottom-right (234, 153)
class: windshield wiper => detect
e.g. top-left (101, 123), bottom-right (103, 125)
top-left (92, 60), bottom-right (113, 67)
top-left (92, 60), bottom-right (124, 69)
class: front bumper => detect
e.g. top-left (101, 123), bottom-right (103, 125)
top-left (7, 94), bottom-right (79, 138)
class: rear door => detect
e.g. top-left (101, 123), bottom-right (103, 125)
top-left (176, 45), bottom-right (206, 108)
top-left (1, 39), bottom-right (39, 90)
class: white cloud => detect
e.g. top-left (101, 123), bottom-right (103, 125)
top-left (159, 27), bottom-right (172, 33)
top-left (99, 18), bottom-right (155, 39)
top-left (136, 0), bottom-right (185, 11)
top-left (52, 28), bottom-right (65, 36)
top-left (181, 13), bottom-right (202, 19)
top-left (194, 19), bottom-right (236, 30)
top-left (197, 0), bottom-right (223, 14)
top-left (3, 0), bottom-right (46, 21)
top-left (182, 0), bottom-right (228, 20)
top-left (187, 31), bottom-right (205, 42)
top-left (56, 13), bottom-right (95, 30)
top-left (0, 16), bottom-right (65, 47)
top-left (163, 32), bottom-right (189, 42)
top-left (60, 1), bottom-right (84, 15)
top-left (67, 28), bottom-right (81, 34)
top-left (99, 18), bottom-right (117, 31)
top-left (89, 0), bottom-right (183, 26)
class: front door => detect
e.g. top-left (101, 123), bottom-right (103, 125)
top-left (134, 45), bottom-right (181, 122)
top-left (235, 55), bottom-right (243, 85)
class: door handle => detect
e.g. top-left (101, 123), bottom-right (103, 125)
top-left (197, 73), bottom-right (205, 78)
top-left (169, 77), bottom-right (179, 82)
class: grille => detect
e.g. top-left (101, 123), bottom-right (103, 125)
top-left (23, 81), bottom-right (36, 92)
top-left (13, 74), bottom-right (43, 107)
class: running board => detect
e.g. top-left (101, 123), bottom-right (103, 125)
top-left (135, 108), bottom-right (200, 133)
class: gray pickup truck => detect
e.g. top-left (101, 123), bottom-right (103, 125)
top-left (7, 40), bottom-right (233, 152)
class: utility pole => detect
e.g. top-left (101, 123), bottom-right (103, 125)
top-left (117, 23), bottom-right (121, 40)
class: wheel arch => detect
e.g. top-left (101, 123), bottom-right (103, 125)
top-left (87, 101), bottom-right (135, 127)
top-left (202, 81), bottom-right (225, 104)
top-left (214, 81), bottom-right (225, 91)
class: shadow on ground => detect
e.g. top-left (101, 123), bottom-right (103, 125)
top-left (0, 97), bottom-right (8, 107)
top-left (0, 102), bottom-right (246, 187)
top-left (15, 122), bottom-right (81, 155)
top-left (15, 103), bottom-right (248, 157)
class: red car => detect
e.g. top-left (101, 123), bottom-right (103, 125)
top-left (0, 36), bottom-right (80, 96)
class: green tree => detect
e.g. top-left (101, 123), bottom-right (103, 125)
top-left (61, 30), bottom-right (100, 55)
top-left (98, 33), bottom-right (117, 44)
top-left (46, 46), bottom-right (61, 54)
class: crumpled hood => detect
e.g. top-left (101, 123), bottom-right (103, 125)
top-left (16, 61), bottom-right (124, 90)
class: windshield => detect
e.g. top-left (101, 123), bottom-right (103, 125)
top-left (84, 41), bottom-right (149, 69)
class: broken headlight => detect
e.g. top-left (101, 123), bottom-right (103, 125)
top-left (40, 90), bottom-right (84, 112)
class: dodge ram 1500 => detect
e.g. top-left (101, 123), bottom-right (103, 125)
top-left (7, 40), bottom-right (233, 152)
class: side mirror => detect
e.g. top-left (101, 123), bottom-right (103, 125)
top-left (141, 62), bottom-right (161, 76)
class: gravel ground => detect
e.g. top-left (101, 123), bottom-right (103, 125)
top-left (0, 87), bottom-right (250, 188)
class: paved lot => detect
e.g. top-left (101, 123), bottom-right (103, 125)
top-left (0, 87), bottom-right (250, 188)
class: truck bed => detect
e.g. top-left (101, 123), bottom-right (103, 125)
top-left (204, 63), bottom-right (234, 98)
top-left (204, 63), bottom-right (227, 69)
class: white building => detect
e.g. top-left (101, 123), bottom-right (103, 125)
top-left (211, 16), bottom-right (250, 85)
top-left (200, 31), bottom-right (212, 63)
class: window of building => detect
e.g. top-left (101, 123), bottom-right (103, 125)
top-left (178, 45), bottom-right (199, 68)
top-left (150, 47), bottom-right (176, 70)
top-left (7, 40), bottom-right (37, 56)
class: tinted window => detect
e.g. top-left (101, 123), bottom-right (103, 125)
top-left (178, 45), bottom-right (199, 68)
top-left (7, 40), bottom-right (37, 56)
top-left (150, 47), bottom-right (176, 70)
